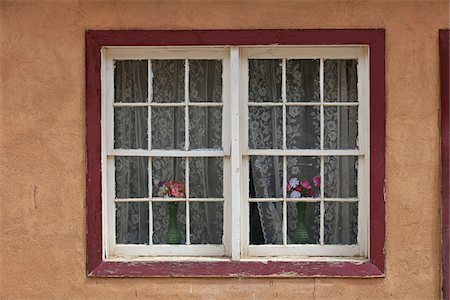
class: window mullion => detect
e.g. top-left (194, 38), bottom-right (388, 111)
top-left (230, 47), bottom-right (241, 260)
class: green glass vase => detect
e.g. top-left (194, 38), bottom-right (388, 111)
top-left (166, 202), bottom-right (181, 244)
top-left (292, 202), bottom-right (309, 244)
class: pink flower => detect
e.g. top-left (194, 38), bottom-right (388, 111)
top-left (300, 179), bottom-right (311, 189)
top-left (313, 176), bottom-right (320, 187)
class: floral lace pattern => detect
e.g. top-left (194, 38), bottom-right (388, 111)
top-left (114, 60), bottom-right (148, 102)
top-left (249, 59), bottom-right (358, 245)
top-left (152, 60), bottom-right (184, 103)
top-left (113, 58), bottom-right (359, 247)
top-left (189, 60), bottom-right (222, 102)
top-left (286, 59), bottom-right (320, 102)
top-left (115, 60), bottom-right (223, 245)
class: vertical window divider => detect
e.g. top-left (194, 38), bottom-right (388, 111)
top-left (282, 58), bottom-right (287, 246)
top-left (185, 58), bottom-right (190, 245)
top-left (319, 58), bottom-right (325, 246)
top-left (148, 59), bottom-right (153, 245)
top-left (230, 47), bottom-right (241, 260)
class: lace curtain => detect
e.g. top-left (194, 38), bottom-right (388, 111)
top-left (114, 58), bottom-right (358, 247)
top-left (248, 59), bottom-right (358, 245)
top-left (115, 60), bottom-right (223, 245)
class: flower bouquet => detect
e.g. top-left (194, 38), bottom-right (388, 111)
top-left (287, 176), bottom-right (320, 244)
top-left (155, 180), bottom-right (185, 244)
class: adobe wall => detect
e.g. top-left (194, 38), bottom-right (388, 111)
top-left (1, 1), bottom-right (448, 298)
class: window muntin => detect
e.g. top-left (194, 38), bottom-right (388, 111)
top-left (103, 46), bottom-right (368, 260)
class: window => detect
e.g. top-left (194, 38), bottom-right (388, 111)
top-left (104, 49), bottom-right (231, 258)
top-left (86, 30), bottom-right (385, 277)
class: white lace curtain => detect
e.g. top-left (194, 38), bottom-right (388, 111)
top-left (115, 60), bottom-right (223, 245)
top-left (114, 58), bottom-right (358, 246)
top-left (248, 59), bottom-right (358, 245)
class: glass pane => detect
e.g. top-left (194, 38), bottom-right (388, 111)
top-left (249, 156), bottom-right (283, 198)
top-left (287, 202), bottom-right (320, 244)
top-left (286, 106), bottom-right (320, 149)
top-left (116, 202), bottom-right (149, 244)
top-left (189, 157), bottom-right (223, 198)
top-left (189, 107), bottom-right (222, 149)
top-left (152, 60), bottom-right (185, 103)
top-left (115, 156), bottom-right (148, 198)
top-left (249, 59), bottom-right (282, 102)
top-left (152, 157), bottom-right (185, 198)
top-left (324, 59), bottom-right (358, 102)
top-left (286, 59), bottom-right (320, 102)
top-left (190, 201), bottom-right (223, 244)
top-left (189, 60), bottom-right (222, 102)
top-left (324, 106), bottom-right (358, 149)
top-left (114, 107), bottom-right (148, 149)
top-left (324, 156), bottom-right (358, 198)
top-left (287, 156), bottom-right (320, 198)
top-left (324, 201), bottom-right (358, 245)
top-left (249, 106), bottom-right (283, 149)
top-left (250, 202), bottom-right (283, 245)
top-left (152, 201), bottom-right (186, 245)
top-left (151, 107), bottom-right (185, 150)
top-left (114, 60), bottom-right (148, 103)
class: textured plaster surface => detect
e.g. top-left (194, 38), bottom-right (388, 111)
top-left (0, 0), bottom-right (448, 299)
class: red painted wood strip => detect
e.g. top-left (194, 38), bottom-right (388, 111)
top-left (440, 29), bottom-right (450, 300)
top-left (87, 29), bottom-right (384, 47)
top-left (85, 29), bottom-right (386, 277)
top-left (368, 31), bottom-right (386, 273)
top-left (89, 261), bottom-right (383, 278)
top-left (85, 32), bottom-right (103, 274)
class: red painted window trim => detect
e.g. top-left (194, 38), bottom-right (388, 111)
top-left (86, 29), bottom-right (386, 277)
top-left (440, 29), bottom-right (450, 299)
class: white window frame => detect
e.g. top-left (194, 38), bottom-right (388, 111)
top-left (101, 46), bottom-right (370, 261)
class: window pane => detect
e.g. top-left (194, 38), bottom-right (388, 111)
top-left (286, 59), bottom-right (320, 102)
top-left (286, 106), bottom-right (320, 149)
top-left (249, 59), bottom-right (282, 102)
top-left (151, 107), bottom-right (185, 150)
top-left (287, 156), bottom-right (320, 198)
top-left (249, 156), bottom-right (283, 198)
top-left (189, 60), bottom-right (222, 102)
top-left (249, 106), bottom-right (283, 149)
top-left (287, 202), bottom-right (320, 244)
top-left (152, 157), bottom-right (185, 197)
top-left (324, 201), bottom-right (358, 245)
top-left (152, 201), bottom-right (186, 245)
top-left (190, 201), bottom-right (223, 244)
top-left (152, 60), bottom-right (185, 103)
top-left (324, 59), bottom-right (358, 102)
top-left (324, 106), bottom-right (358, 149)
top-left (115, 156), bottom-right (149, 198)
top-left (324, 156), bottom-right (358, 198)
top-left (116, 202), bottom-right (149, 244)
top-left (250, 202), bottom-right (283, 245)
top-left (114, 60), bottom-right (148, 103)
top-left (189, 157), bottom-right (223, 198)
top-left (189, 107), bottom-right (222, 150)
top-left (114, 107), bottom-right (148, 149)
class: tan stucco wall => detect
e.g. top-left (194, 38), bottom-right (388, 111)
top-left (0, 0), bottom-right (448, 299)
